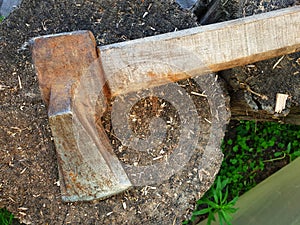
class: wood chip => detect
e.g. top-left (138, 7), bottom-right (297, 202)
top-left (142, 12), bottom-right (148, 18)
top-left (106, 212), bottom-right (113, 216)
top-left (122, 201), bottom-right (127, 210)
top-left (204, 118), bottom-right (212, 124)
top-left (275, 93), bottom-right (289, 113)
top-left (0, 84), bottom-right (9, 90)
top-left (20, 168), bottom-right (27, 174)
top-left (18, 75), bottom-right (22, 89)
top-left (19, 211), bottom-right (27, 216)
top-left (18, 207), bottom-right (28, 211)
top-left (153, 156), bottom-right (163, 160)
top-left (273, 55), bottom-right (285, 69)
top-left (190, 91), bottom-right (207, 97)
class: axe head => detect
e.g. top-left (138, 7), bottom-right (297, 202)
top-left (31, 30), bottom-right (132, 202)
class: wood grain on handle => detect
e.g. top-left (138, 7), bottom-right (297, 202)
top-left (99, 6), bottom-right (300, 96)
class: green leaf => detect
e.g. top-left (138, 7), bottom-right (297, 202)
top-left (292, 151), bottom-right (300, 157)
top-left (287, 142), bottom-right (292, 153)
top-left (292, 140), bottom-right (299, 147)
top-left (212, 189), bottom-right (219, 204)
top-left (190, 215), bottom-right (196, 222)
top-left (219, 190), bottom-right (222, 205)
top-left (229, 196), bottom-right (239, 205)
top-left (261, 141), bottom-right (268, 149)
top-left (278, 142), bottom-right (285, 148)
top-left (269, 139), bottom-right (275, 147)
top-left (274, 152), bottom-right (283, 157)
top-left (206, 199), bottom-right (219, 208)
top-left (198, 196), bottom-right (213, 205)
top-left (207, 213), bottom-right (216, 225)
top-left (225, 207), bottom-right (239, 214)
top-left (221, 210), bottom-right (233, 224)
top-left (220, 179), bottom-right (229, 190)
top-left (233, 145), bottom-right (239, 152)
top-left (227, 139), bottom-right (233, 145)
top-left (0, 208), bottom-right (14, 225)
top-left (192, 208), bottom-right (211, 216)
top-left (221, 187), bottom-right (229, 205)
top-left (230, 159), bottom-right (238, 165)
top-left (218, 211), bottom-right (225, 225)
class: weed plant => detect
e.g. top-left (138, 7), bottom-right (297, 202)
top-left (221, 120), bottom-right (300, 197)
top-left (0, 208), bottom-right (14, 225)
top-left (183, 177), bottom-right (238, 225)
top-left (183, 120), bottom-right (300, 225)
top-left (0, 16), bottom-right (4, 22)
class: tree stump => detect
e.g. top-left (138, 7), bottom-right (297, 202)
top-left (0, 1), bottom-right (229, 224)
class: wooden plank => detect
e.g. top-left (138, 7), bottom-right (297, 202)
top-left (99, 6), bottom-right (300, 96)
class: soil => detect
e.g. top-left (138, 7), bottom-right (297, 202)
top-left (0, 0), bottom-right (299, 224)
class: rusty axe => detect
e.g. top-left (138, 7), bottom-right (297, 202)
top-left (31, 7), bottom-right (300, 202)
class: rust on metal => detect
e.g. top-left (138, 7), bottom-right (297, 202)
top-left (31, 31), bottom-right (132, 202)
top-left (31, 30), bottom-right (99, 105)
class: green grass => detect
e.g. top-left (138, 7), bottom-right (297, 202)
top-left (0, 208), bottom-right (14, 225)
top-left (0, 16), bottom-right (5, 22)
top-left (184, 120), bottom-right (300, 225)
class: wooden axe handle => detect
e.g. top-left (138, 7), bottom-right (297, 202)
top-left (99, 6), bottom-right (300, 96)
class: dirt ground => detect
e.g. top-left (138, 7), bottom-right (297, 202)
top-left (0, 0), bottom-right (299, 224)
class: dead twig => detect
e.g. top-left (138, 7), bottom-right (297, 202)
top-left (239, 82), bottom-right (268, 100)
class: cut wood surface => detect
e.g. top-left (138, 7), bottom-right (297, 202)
top-left (99, 6), bottom-right (300, 96)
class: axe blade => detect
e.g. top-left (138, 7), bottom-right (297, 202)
top-left (31, 30), bottom-right (132, 202)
